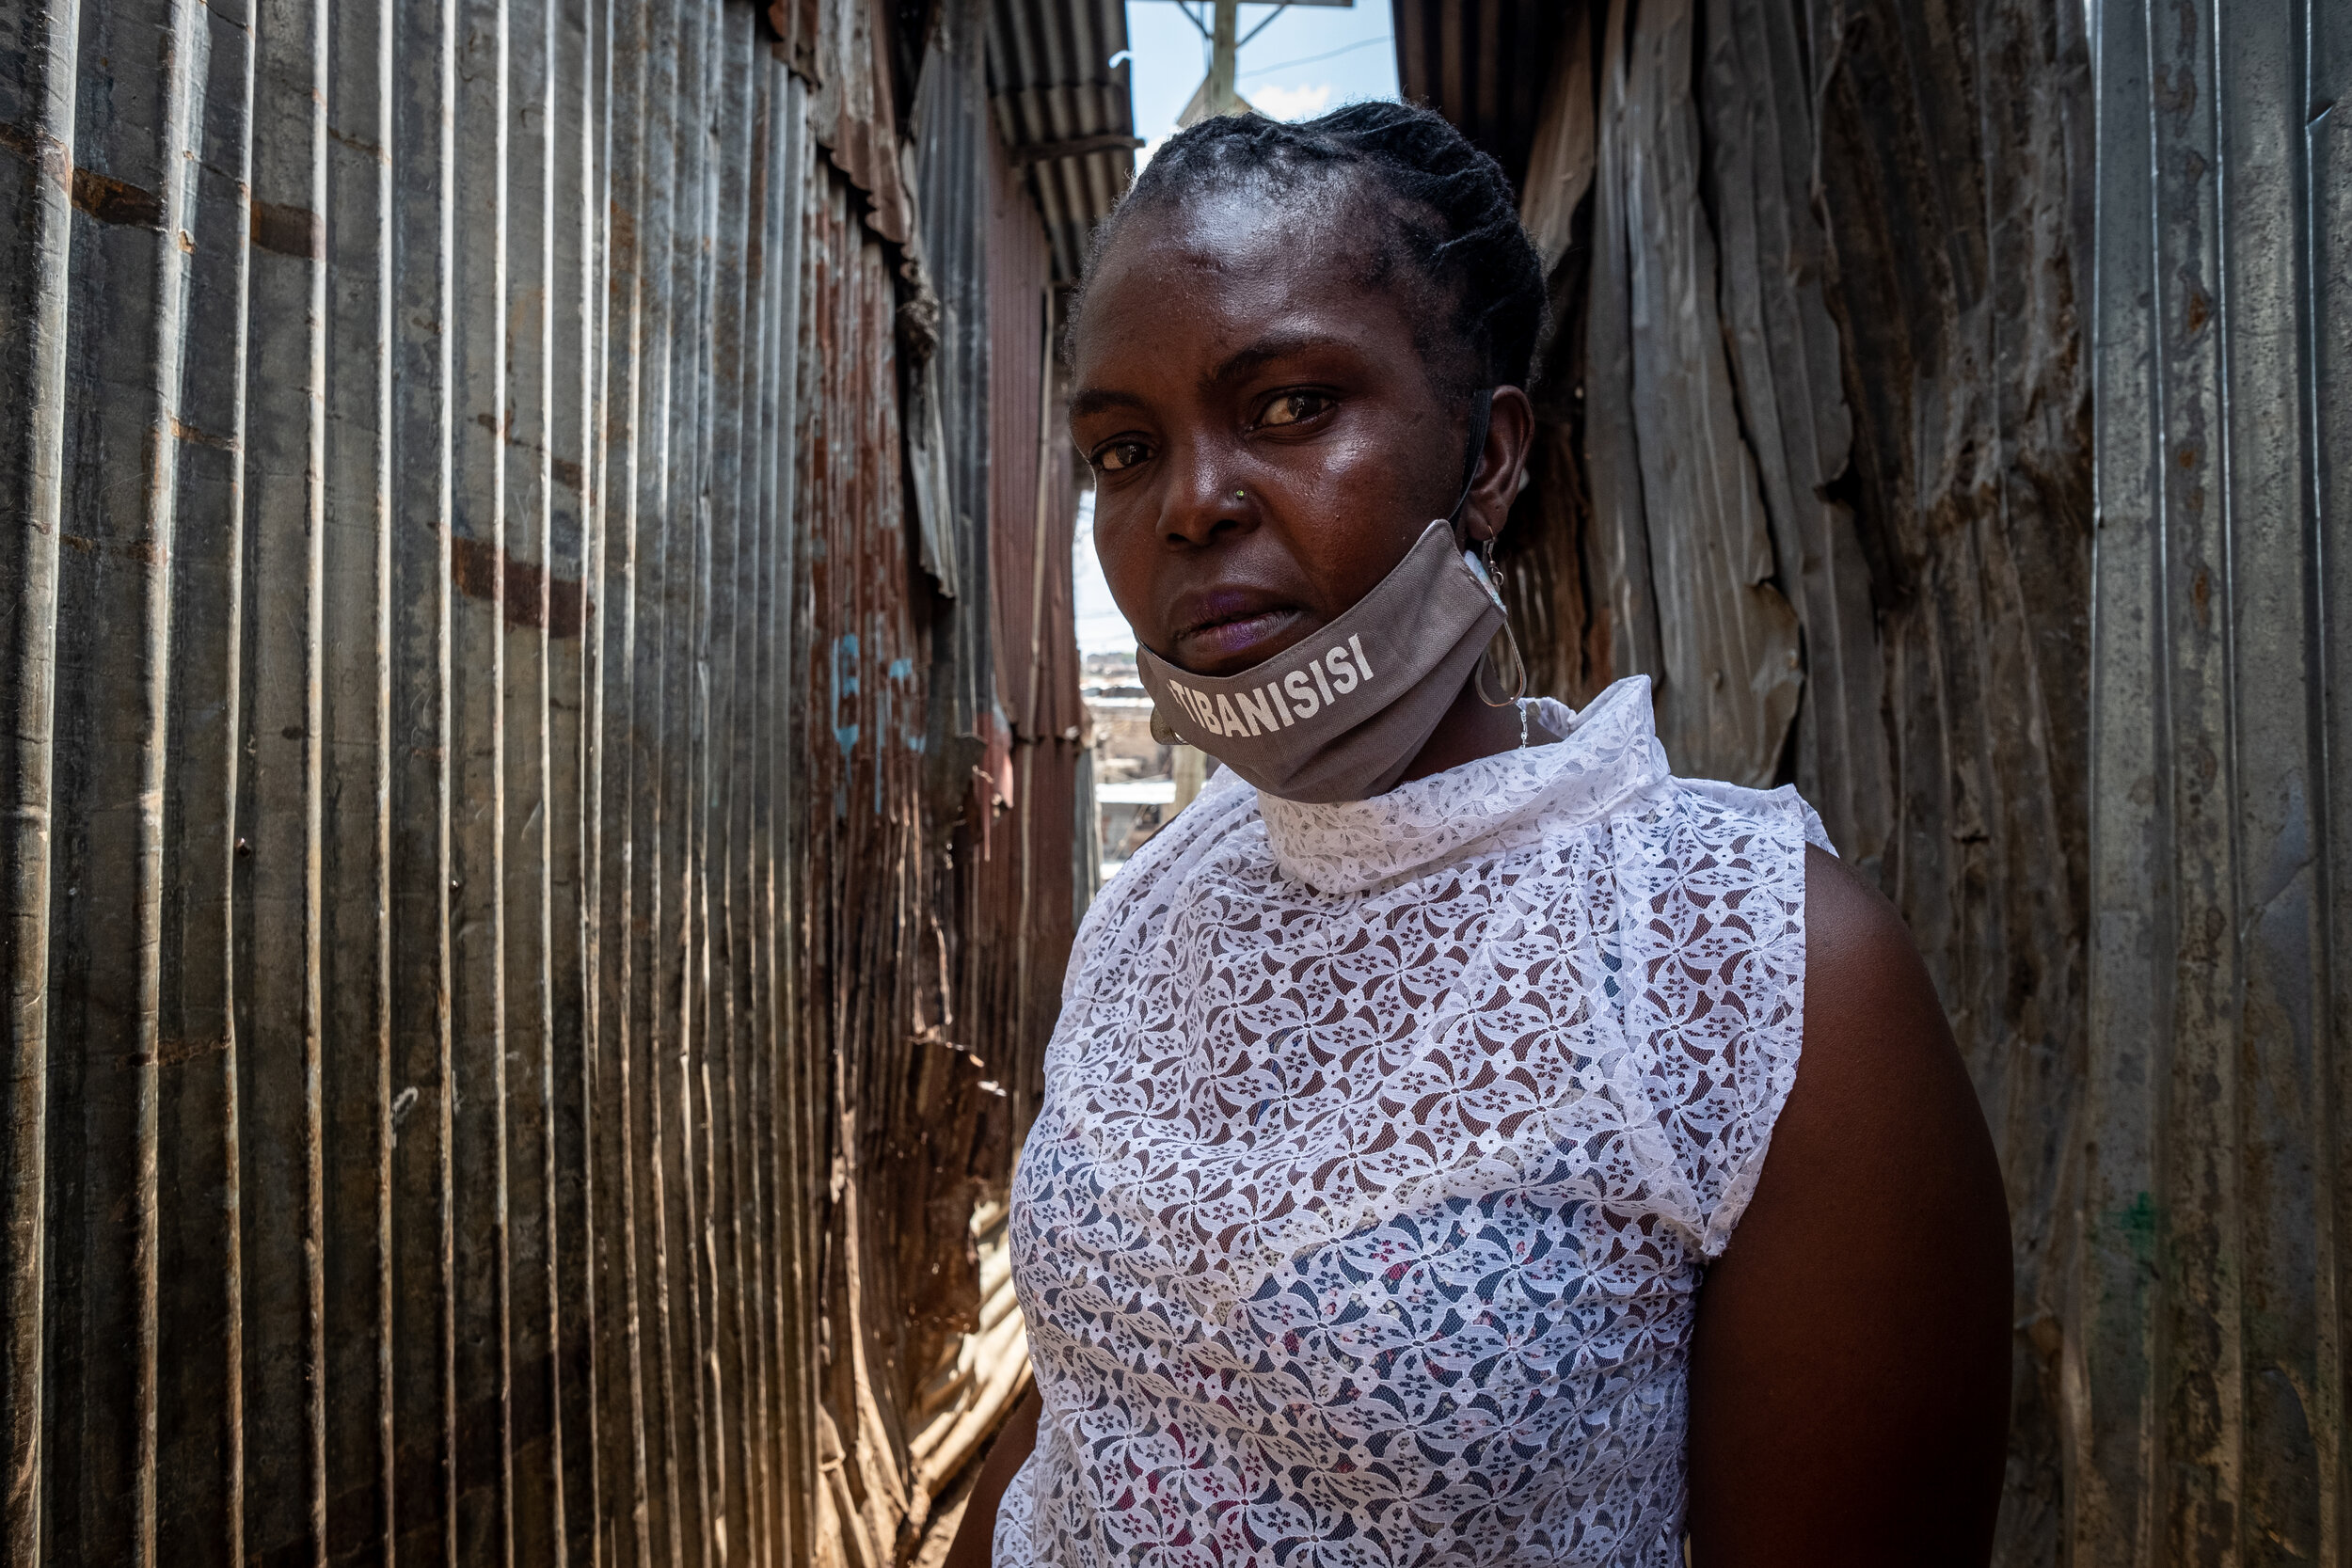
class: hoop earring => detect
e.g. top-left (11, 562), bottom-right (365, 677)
top-left (1476, 624), bottom-right (1530, 707)
top-left (1472, 539), bottom-right (1529, 708)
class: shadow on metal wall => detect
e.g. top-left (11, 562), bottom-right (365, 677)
top-left (0, 0), bottom-right (1115, 1560)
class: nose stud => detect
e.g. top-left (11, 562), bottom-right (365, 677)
top-left (1232, 487), bottom-right (1247, 502)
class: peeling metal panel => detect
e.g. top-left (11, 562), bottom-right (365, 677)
top-left (805, 0), bottom-right (916, 242)
top-left (910, 0), bottom-right (994, 794)
top-left (0, 0), bottom-right (1095, 1558)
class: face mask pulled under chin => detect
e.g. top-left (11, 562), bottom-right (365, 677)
top-left (1134, 519), bottom-right (1506, 804)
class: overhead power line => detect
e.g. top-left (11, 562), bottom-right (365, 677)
top-left (1238, 34), bottom-right (1391, 79)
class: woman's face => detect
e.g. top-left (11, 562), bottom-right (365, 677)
top-left (1068, 186), bottom-right (1530, 678)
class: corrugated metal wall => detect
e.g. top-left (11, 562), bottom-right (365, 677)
top-left (975, 124), bottom-right (1085, 1153)
top-left (0, 0), bottom-right (1089, 1558)
top-left (1418, 0), bottom-right (2348, 1560)
top-left (2078, 0), bottom-right (2349, 1558)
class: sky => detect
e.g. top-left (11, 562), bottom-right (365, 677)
top-left (1072, 2), bottom-right (1401, 659)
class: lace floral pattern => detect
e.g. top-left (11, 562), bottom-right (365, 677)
top-left (997, 679), bottom-right (1830, 1567)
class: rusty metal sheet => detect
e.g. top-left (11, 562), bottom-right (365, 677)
top-left (804, 0), bottom-right (915, 244)
top-left (910, 0), bottom-right (994, 800)
top-left (0, 0), bottom-right (1096, 1560)
top-left (977, 119), bottom-right (1085, 1148)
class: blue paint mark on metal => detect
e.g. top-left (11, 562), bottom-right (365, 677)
top-left (889, 657), bottom-right (925, 752)
top-left (833, 633), bottom-right (861, 752)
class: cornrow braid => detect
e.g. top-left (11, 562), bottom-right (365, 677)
top-left (1074, 102), bottom-right (1548, 398)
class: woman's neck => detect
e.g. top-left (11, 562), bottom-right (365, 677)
top-left (1396, 673), bottom-right (1562, 785)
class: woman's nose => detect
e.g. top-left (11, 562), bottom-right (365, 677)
top-left (1160, 442), bottom-right (1255, 546)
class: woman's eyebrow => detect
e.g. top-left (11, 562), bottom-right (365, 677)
top-left (1068, 387), bottom-right (1149, 420)
top-left (1204, 331), bottom-right (1353, 389)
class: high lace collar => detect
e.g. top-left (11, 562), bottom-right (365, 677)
top-left (1251, 675), bottom-right (1671, 896)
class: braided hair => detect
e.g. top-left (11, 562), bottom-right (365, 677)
top-left (1075, 103), bottom-right (1548, 400)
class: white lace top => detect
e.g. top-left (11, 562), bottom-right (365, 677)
top-left (996, 677), bottom-right (1831, 1567)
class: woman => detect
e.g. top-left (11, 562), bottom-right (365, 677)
top-left (947, 103), bottom-right (2010, 1567)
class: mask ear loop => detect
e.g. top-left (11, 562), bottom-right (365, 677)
top-left (1444, 388), bottom-right (1495, 535)
top-left (1451, 388), bottom-right (1531, 715)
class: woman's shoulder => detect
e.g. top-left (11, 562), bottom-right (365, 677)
top-left (1644, 773), bottom-right (1834, 858)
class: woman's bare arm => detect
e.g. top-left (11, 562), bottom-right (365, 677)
top-left (1685, 846), bottom-right (2011, 1564)
top-left (941, 1386), bottom-right (1041, 1568)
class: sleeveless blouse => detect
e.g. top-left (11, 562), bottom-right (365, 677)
top-left (996, 678), bottom-right (1831, 1567)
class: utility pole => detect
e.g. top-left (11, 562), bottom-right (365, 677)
top-left (1160, 0), bottom-right (1358, 127)
top-left (1206, 0), bottom-right (1239, 118)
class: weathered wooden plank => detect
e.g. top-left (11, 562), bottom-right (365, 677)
top-left (1517, 14), bottom-right (1590, 276)
top-left (1581, 0), bottom-right (1661, 704)
top-left (1619, 0), bottom-right (1801, 785)
top-left (1700, 0), bottom-right (1891, 871)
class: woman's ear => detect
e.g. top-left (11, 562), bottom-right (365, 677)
top-left (1465, 384), bottom-right (1536, 543)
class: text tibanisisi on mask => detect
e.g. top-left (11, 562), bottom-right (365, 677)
top-left (1158, 634), bottom-right (1377, 737)
top-left (1133, 520), bottom-right (1505, 803)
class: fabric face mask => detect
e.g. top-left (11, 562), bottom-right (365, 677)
top-left (1135, 518), bottom-right (1507, 803)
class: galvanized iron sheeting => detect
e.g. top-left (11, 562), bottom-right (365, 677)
top-left (911, 0), bottom-right (996, 800)
top-left (978, 123), bottom-right (1087, 1147)
top-left (0, 0), bottom-right (1080, 1559)
top-left (2082, 0), bottom-right (2350, 1557)
top-left (797, 164), bottom-right (942, 1567)
top-left (805, 0), bottom-right (915, 243)
top-left (0, 0), bottom-right (78, 1555)
top-left (985, 0), bottom-right (1134, 282)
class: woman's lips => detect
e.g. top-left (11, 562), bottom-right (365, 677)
top-left (1172, 604), bottom-right (1303, 670)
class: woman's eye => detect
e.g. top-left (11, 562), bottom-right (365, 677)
top-left (1093, 440), bottom-right (1151, 472)
top-left (1258, 391), bottom-right (1331, 429)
